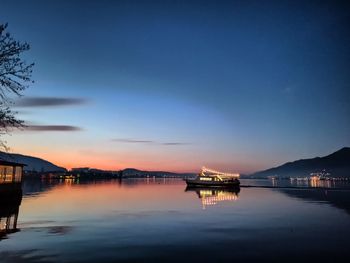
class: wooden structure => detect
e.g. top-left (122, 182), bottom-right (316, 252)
top-left (0, 160), bottom-right (25, 196)
top-left (0, 193), bottom-right (21, 240)
top-left (0, 160), bottom-right (24, 239)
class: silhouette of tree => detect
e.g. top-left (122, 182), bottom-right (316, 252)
top-left (0, 23), bottom-right (34, 149)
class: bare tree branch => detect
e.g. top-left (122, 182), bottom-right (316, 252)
top-left (0, 23), bottom-right (34, 150)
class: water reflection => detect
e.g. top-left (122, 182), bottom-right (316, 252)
top-left (1, 179), bottom-right (350, 263)
top-left (278, 188), bottom-right (350, 215)
top-left (241, 178), bottom-right (350, 189)
top-left (289, 178), bottom-right (344, 188)
top-left (0, 193), bottom-right (22, 240)
top-left (21, 177), bottom-right (185, 197)
top-left (185, 187), bottom-right (240, 209)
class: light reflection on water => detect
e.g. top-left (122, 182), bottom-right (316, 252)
top-left (0, 178), bottom-right (350, 263)
top-left (185, 187), bottom-right (240, 209)
top-left (241, 178), bottom-right (350, 188)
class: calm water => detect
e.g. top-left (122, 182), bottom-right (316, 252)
top-left (1, 178), bottom-right (350, 263)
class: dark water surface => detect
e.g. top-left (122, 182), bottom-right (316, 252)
top-left (1, 179), bottom-right (350, 263)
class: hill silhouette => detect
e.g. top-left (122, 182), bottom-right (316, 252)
top-left (0, 151), bottom-right (66, 173)
top-left (251, 147), bottom-right (350, 178)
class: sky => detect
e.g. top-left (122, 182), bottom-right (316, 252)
top-left (1, 0), bottom-right (349, 173)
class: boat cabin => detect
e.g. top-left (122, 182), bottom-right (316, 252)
top-left (198, 175), bottom-right (220, 181)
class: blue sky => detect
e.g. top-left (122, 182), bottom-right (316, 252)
top-left (1, 0), bottom-right (349, 173)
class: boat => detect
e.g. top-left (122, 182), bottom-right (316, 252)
top-left (185, 167), bottom-right (240, 188)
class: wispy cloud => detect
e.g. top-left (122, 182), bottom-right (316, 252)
top-left (112, 139), bottom-right (154, 143)
top-left (111, 138), bottom-right (189, 146)
top-left (160, 142), bottom-right (190, 145)
top-left (25, 125), bottom-right (82, 132)
top-left (15, 97), bottom-right (88, 107)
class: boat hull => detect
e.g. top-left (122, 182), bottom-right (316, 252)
top-left (185, 179), bottom-right (240, 188)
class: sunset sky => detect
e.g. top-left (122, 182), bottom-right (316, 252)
top-left (1, 0), bottom-right (349, 173)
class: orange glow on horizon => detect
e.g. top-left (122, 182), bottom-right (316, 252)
top-left (9, 145), bottom-right (262, 174)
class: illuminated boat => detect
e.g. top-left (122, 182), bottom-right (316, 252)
top-left (185, 167), bottom-right (240, 188)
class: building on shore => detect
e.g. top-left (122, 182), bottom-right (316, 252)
top-left (0, 160), bottom-right (25, 196)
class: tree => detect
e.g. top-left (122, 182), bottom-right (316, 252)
top-left (0, 23), bottom-right (34, 149)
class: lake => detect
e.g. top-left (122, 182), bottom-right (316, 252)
top-left (1, 178), bottom-right (350, 263)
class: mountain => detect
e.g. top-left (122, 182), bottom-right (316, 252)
top-left (0, 151), bottom-right (66, 172)
top-left (251, 147), bottom-right (350, 178)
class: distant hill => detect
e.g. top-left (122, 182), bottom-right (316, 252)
top-left (0, 151), bottom-right (66, 172)
top-left (251, 147), bottom-right (350, 178)
top-left (121, 168), bottom-right (194, 178)
top-left (69, 167), bottom-right (195, 178)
